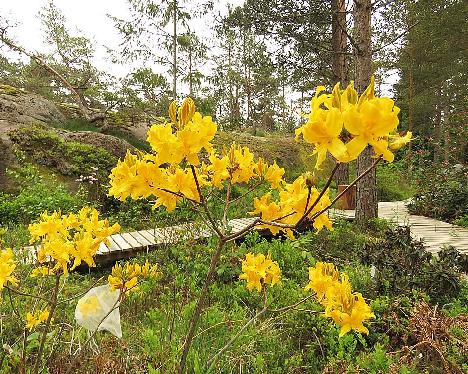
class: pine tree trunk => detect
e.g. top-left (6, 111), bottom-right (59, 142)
top-left (332, 0), bottom-right (350, 185)
top-left (189, 46), bottom-right (193, 96)
top-left (354, 0), bottom-right (378, 221)
top-left (172, 0), bottom-right (177, 101)
top-left (407, 68), bottom-right (414, 172)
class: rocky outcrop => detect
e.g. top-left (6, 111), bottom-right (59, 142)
top-left (61, 131), bottom-right (135, 159)
top-left (0, 86), bottom-right (65, 132)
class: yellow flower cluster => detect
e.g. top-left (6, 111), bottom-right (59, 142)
top-left (108, 260), bottom-right (160, 293)
top-left (25, 309), bottom-right (50, 330)
top-left (239, 252), bottom-right (281, 292)
top-left (251, 175), bottom-right (333, 238)
top-left (0, 248), bottom-right (18, 292)
top-left (305, 262), bottom-right (375, 337)
top-left (28, 208), bottom-right (120, 276)
top-left (147, 98), bottom-right (217, 166)
top-left (295, 77), bottom-right (411, 169)
top-left (109, 98), bottom-right (286, 212)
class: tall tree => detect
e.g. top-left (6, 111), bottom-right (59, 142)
top-left (353, 0), bottom-right (378, 221)
top-left (332, 0), bottom-right (350, 185)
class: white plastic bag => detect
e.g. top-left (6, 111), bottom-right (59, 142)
top-left (75, 284), bottom-right (122, 338)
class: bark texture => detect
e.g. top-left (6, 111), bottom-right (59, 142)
top-left (332, 0), bottom-right (350, 185)
top-left (354, 0), bottom-right (378, 221)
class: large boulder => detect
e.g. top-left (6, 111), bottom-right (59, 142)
top-left (0, 85), bottom-right (65, 130)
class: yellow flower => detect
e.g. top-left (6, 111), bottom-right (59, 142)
top-left (389, 131), bottom-right (412, 151)
top-left (239, 253), bottom-right (281, 292)
top-left (0, 248), bottom-right (18, 291)
top-left (168, 100), bottom-right (178, 124)
top-left (25, 308), bottom-right (50, 330)
top-left (178, 97), bottom-right (196, 127)
top-left (304, 262), bottom-right (374, 337)
top-left (108, 261), bottom-right (159, 294)
top-left (208, 152), bottom-right (230, 188)
top-left (28, 208), bottom-right (119, 276)
top-left (250, 175), bottom-right (333, 238)
top-left (295, 86), bottom-right (347, 169)
top-left (304, 262), bottom-right (339, 300)
top-left (264, 162), bottom-right (285, 189)
top-left (342, 77), bottom-right (400, 162)
top-left (30, 266), bottom-right (53, 277)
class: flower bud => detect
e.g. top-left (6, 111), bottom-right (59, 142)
top-left (179, 97), bottom-right (195, 127)
top-left (168, 100), bottom-right (178, 124)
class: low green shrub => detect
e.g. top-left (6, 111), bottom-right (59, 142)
top-left (0, 164), bottom-right (86, 224)
top-left (408, 164), bottom-right (468, 223)
top-left (9, 125), bottom-right (117, 179)
top-left (376, 162), bottom-right (415, 202)
top-left (365, 226), bottom-right (464, 301)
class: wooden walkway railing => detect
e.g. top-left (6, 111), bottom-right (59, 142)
top-left (22, 202), bottom-right (468, 265)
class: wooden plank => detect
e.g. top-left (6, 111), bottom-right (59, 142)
top-left (107, 236), bottom-right (121, 253)
top-left (96, 242), bottom-right (110, 255)
top-left (139, 230), bottom-right (157, 245)
top-left (111, 234), bottom-right (132, 250)
top-left (121, 232), bottom-right (142, 248)
top-left (129, 231), bottom-right (152, 247)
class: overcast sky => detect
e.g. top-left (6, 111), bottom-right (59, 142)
top-left (0, 0), bottom-right (243, 79)
top-left (1, 0), bottom-right (396, 97)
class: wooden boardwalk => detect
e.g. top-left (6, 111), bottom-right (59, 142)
top-left (330, 201), bottom-right (468, 255)
top-left (22, 201), bottom-right (467, 264)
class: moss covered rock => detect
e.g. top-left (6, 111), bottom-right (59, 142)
top-left (8, 125), bottom-right (133, 178)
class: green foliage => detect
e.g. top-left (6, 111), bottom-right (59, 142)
top-left (0, 164), bottom-right (86, 224)
top-left (102, 127), bottom-right (151, 152)
top-left (9, 125), bottom-right (117, 178)
top-left (365, 226), bottom-right (464, 301)
top-left (408, 164), bottom-right (468, 223)
top-left (0, 83), bottom-right (20, 95)
top-left (376, 162), bottom-right (415, 202)
top-left (51, 118), bottom-right (100, 132)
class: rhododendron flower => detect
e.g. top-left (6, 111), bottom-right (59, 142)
top-left (0, 248), bottom-right (18, 291)
top-left (305, 262), bottom-right (374, 337)
top-left (108, 260), bottom-right (160, 294)
top-left (29, 208), bottom-right (120, 276)
top-left (239, 252), bottom-right (281, 292)
top-left (26, 309), bottom-right (49, 330)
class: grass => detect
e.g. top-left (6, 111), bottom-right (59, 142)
top-left (2, 219), bottom-right (467, 373)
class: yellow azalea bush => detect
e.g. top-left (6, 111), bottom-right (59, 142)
top-left (108, 98), bottom-right (333, 237)
top-left (305, 262), bottom-right (375, 337)
top-left (108, 260), bottom-right (160, 294)
top-left (29, 207), bottom-right (120, 275)
top-left (0, 209), bottom-right (126, 373)
top-left (239, 252), bottom-right (281, 292)
top-left (105, 81), bottom-right (410, 371)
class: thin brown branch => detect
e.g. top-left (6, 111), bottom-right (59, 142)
top-left (372, 22), bottom-right (419, 53)
top-left (158, 187), bottom-right (199, 204)
top-left (297, 163), bottom-right (340, 228)
top-left (190, 165), bottom-right (225, 239)
top-left (33, 274), bottom-right (61, 374)
top-left (308, 157), bottom-right (382, 222)
top-left (179, 239), bottom-right (227, 373)
top-left (5, 285), bottom-right (52, 304)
